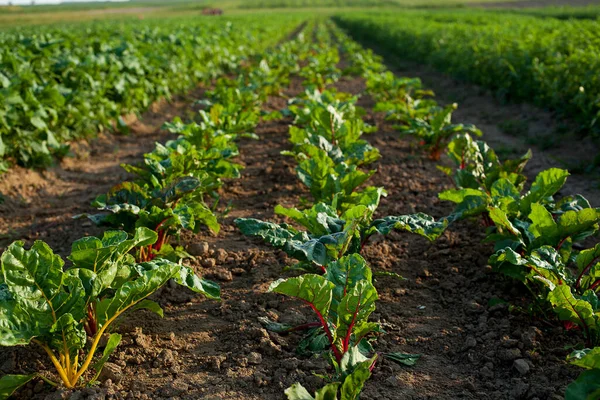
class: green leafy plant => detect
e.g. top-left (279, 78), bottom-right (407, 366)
top-left (270, 254), bottom-right (379, 399)
top-left (0, 229), bottom-right (219, 396)
top-left (83, 178), bottom-right (219, 262)
top-left (397, 103), bottom-right (482, 161)
top-left (236, 199), bottom-right (448, 272)
top-left (566, 348), bottom-right (600, 400)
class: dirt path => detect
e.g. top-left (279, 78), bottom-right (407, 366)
top-left (1, 47), bottom-right (582, 400)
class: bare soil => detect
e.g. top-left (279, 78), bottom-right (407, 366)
top-left (0, 53), bottom-right (590, 400)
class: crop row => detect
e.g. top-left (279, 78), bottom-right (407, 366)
top-left (235, 20), bottom-right (452, 399)
top-left (0, 15), bottom-right (297, 172)
top-left (334, 11), bottom-right (600, 140)
top-left (332, 18), bottom-right (600, 400)
top-left (0, 19), bottom-right (309, 399)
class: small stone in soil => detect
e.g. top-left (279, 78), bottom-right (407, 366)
top-left (206, 269), bottom-right (233, 282)
top-left (187, 242), bottom-right (210, 256)
top-left (513, 359), bottom-right (530, 375)
top-left (153, 349), bottom-right (176, 367)
top-left (133, 329), bottom-right (151, 349)
top-left (498, 348), bottom-right (522, 361)
top-left (98, 362), bottom-right (122, 384)
top-left (463, 336), bottom-right (477, 351)
top-left (201, 258), bottom-right (217, 269)
top-left (247, 352), bottom-right (262, 365)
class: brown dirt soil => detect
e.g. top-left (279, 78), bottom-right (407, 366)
top-left (0, 57), bottom-right (591, 400)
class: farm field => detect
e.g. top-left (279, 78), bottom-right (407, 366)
top-left (1, 2), bottom-right (600, 400)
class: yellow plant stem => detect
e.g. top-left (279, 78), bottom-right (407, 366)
top-left (74, 305), bottom-right (132, 383)
top-left (33, 340), bottom-right (74, 389)
top-left (71, 354), bottom-right (79, 382)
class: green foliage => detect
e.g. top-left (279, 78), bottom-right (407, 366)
top-left (269, 254), bottom-right (379, 361)
top-left (0, 231), bottom-right (219, 392)
top-left (0, 15), bottom-right (299, 171)
top-left (335, 11), bottom-right (600, 138)
top-left (397, 103), bottom-right (482, 160)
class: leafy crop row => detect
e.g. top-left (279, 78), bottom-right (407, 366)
top-left (439, 134), bottom-right (600, 398)
top-left (0, 15), bottom-right (297, 172)
top-left (236, 20), bottom-right (449, 399)
top-left (0, 18), bottom-right (307, 399)
top-left (333, 18), bottom-right (600, 399)
top-left (334, 11), bottom-right (600, 140)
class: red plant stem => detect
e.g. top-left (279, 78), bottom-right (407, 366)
top-left (368, 355), bottom-right (378, 373)
top-left (307, 302), bottom-right (342, 363)
top-left (589, 279), bottom-right (600, 292)
top-left (481, 213), bottom-right (494, 228)
top-left (360, 233), bottom-right (372, 252)
top-left (86, 304), bottom-right (97, 336)
top-left (575, 256), bottom-right (600, 290)
top-left (556, 237), bottom-right (568, 251)
top-left (342, 306), bottom-right (360, 353)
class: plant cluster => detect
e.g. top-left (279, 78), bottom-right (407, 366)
top-left (334, 11), bottom-right (600, 139)
top-left (438, 133), bottom-right (600, 398)
top-left (237, 22), bottom-right (445, 399)
top-left (0, 20), bottom-right (310, 399)
top-left (0, 15), bottom-right (298, 172)
top-left (335, 20), bottom-right (600, 399)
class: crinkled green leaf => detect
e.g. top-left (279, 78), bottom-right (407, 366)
top-left (269, 275), bottom-right (334, 321)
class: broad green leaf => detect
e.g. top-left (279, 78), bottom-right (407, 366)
top-left (547, 286), bottom-right (598, 339)
top-left (0, 374), bottom-right (37, 400)
top-left (285, 382), bottom-right (340, 400)
top-left (385, 352), bottom-right (421, 366)
top-left (568, 348), bottom-right (600, 370)
top-left (269, 275), bottom-right (334, 321)
top-left (49, 313), bottom-right (86, 358)
top-left (369, 213), bottom-right (448, 240)
top-left (439, 188), bottom-right (484, 204)
top-left (174, 266), bottom-right (221, 300)
top-left (131, 300), bottom-right (163, 317)
top-left (340, 354), bottom-right (376, 400)
top-left (521, 168), bottom-right (569, 214)
top-left (336, 281), bottom-right (378, 346)
top-left (326, 254), bottom-right (372, 313)
top-left (565, 369), bottom-right (600, 400)
top-left (488, 208), bottom-right (519, 236)
top-left (528, 203), bottom-right (557, 239)
top-left (96, 259), bottom-right (180, 328)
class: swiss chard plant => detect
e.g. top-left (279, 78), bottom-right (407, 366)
top-left (0, 229), bottom-right (219, 396)
top-left (396, 103), bottom-right (482, 161)
top-left (439, 133), bottom-right (532, 193)
top-left (294, 146), bottom-right (377, 210)
top-left (236, 199), bottom-right (448, 273)
top-left (83, 177), bottom-right (219, 262)
top-left (270, 254), bottom-right (379, 399)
